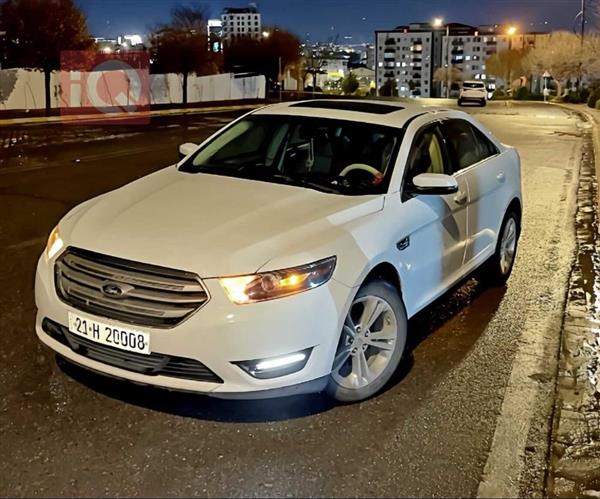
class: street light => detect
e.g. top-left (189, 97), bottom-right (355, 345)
top-left (506, 25), bottom-right (518, 50)
top-left (433, 17), bottom-right (451, 98)
top-left (262, 31), bottom-right (270, 38)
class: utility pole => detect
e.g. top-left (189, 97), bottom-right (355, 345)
top-left (581, 0), bottom-right (586, 46)
top-left (278, 56), bottom-right (282, 102)
top-left (446, 24), bottom-right (450, 99)
top-left (578, 0), bottom-right (586, 88)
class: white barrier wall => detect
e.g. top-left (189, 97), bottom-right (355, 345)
top-left (0, 69), bottom-right (265, 111)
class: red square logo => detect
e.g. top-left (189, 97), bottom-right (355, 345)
top-left (60, 51), bottom-right (150, 125)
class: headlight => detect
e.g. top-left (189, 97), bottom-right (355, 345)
top-left (46, 225), bottom-right (64, 259)
top-left (220, 256), bottom-right (336, 304)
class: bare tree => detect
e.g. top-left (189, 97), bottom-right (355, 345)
top-left (485, 49), bottom-right (526, 89)
top-left (300, 50), bottom-right (327, 91)
top-left (522, 31), bottom-right (600, 96)
top-left (433, 66), bottom-right (463, 92)
top-left (586, 34), bottom-right (600, 84)
top-left (150, 5), bottom-right (217, 105)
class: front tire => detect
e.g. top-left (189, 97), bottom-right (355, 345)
top-left (326, 280), bottom-right (407, 403)
top-left (484, 210), bottom-right (520, 285)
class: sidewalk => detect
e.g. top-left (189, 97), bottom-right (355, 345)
top-left (0, 102), bottom-right (263, 127)
top-left (548, 106), bottom-right (600, 497)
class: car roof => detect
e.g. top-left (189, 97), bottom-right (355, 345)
top-left (251, 99), bottom-right (446, 129)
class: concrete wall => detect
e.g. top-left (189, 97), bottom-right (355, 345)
top-left (0, 69), bottom-right (265, 111)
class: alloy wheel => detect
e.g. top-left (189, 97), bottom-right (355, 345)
top-left (331, 295), bottom-right (398, 390)
top-left (499, 217), bottom-right (517, 275)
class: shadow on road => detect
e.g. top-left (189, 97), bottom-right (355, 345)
top-left (57, 356), bottom-right (337, 422)
top-left (56, 277), bottom-right (507, 422)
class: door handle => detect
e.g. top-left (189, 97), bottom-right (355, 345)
top-left (496, 172), bottom-right (506, 182)
top-left (454, 191), bottom-right (468, 205)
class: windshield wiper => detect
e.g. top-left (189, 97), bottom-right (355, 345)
top-left (185, 165), bottom-right (342, 194)
top-left (265, 173), bottom-right (341, 194)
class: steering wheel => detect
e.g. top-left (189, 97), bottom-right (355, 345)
top-left (339, 163), bottom-right (381, 178)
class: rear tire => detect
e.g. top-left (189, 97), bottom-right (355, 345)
top-left (326, 280), bottom-right (407, 403)
top-left (457, 99), bottom-right (463, 106)
top-left (481, 99), bottom-right (487, 107)
top-left (483, 210), bottom-right (520, 286)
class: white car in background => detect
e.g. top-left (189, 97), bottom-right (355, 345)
top-left (35, 100), bottom-right (522, 402)
top-left (459, 81), bottom-right (488, 107)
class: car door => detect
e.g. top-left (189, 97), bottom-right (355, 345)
top-left (440, 119), bottom-right (507, 266)
top-left (396, 122), bottom-right (470, 314)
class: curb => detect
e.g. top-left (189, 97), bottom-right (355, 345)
top-left (0, 103), bottom-right (262, 127)
top-left (547, 107), bottom-right (600, 497)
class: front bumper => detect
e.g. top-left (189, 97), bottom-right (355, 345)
top-left (35, 252), bottom-right (354, 398)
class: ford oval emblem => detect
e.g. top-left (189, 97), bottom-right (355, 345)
top-left (102, 283), bottom-right (124, 297)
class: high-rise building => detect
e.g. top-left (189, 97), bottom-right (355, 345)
top-left (375, 23), bottom-right (436, 98)
top-left (221, 5), bottom-right (262, 44)
top-left (207, 19), bottom-right (223, 52)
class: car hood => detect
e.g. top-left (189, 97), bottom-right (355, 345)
top-left (62, 167), bottom-right (384, 277)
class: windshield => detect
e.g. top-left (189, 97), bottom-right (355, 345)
top-left (179, 115), bottom-right (403, 195)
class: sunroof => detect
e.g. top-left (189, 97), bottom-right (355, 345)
top-left (289, 100), bottom-right (402, 114)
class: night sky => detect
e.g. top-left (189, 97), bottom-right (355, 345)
top-left (78, 0), bottom-right (590, 43)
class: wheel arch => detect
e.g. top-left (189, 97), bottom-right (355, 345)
top-left (506, 197), bottom-right (522, 222)
top-left (492, 196), bottom-right (522, 254)
top-left (362, 261), bottom-right (403, 297)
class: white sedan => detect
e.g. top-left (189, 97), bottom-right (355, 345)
top-left (35, 100), bottom-right (522, 402)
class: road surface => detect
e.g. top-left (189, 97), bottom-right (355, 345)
top-left (0, 102), bottom-right (586, 497)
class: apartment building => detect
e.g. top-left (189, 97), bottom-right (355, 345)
top-left (376, 22), bottom-right (549, 98)
top-left (221, 6), bottom-right (262, 43)
top-left (376, 23), bottom-right (436, 98)
top-left (443, 27), bottom-right (548, 92)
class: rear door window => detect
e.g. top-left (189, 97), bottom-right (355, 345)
top-left (441, 119), bottom-right (497, 173)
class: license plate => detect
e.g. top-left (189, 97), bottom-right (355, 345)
top-left (67, 312), bottom-right (150, 355)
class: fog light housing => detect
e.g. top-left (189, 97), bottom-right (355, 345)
top-left (235, 348), bottom-right (312, 379)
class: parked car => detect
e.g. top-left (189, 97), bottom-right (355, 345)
top-left (35, 99), bottom-right (522, 402)
top-left (459, 81), bottom-right (488, 107)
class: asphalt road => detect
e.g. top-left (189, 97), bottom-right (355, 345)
top-left (0, 102), bottom-right (586, 497)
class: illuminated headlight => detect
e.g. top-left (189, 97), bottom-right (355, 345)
top-left (220, 256), bottom-right (336, 305)
top-left (45, 226), bottom-right (64, 259)
top-left (236, 348), bottom-right (312, 379)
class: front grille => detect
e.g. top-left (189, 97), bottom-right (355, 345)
top-left (55, 247), bottom-right (209, 328)
top-left (42, 318), bottom-right (223, 383)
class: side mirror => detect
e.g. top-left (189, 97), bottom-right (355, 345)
top-left (411, 173), bottom-right (459, 195)
top-left (179, 142), bottom-right (197, 160)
